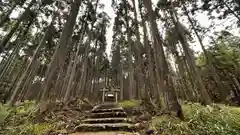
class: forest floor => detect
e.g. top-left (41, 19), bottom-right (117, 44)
top-left (0, 99), bottom-right (240, 135)
top-left (69, 132), bottom-right (139, 135)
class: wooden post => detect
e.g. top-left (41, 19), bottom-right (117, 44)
top-left (111, 88), bottom-right (120, 103)
top-left (102, 90), bottom-right (105, 103)
top-left (101, 88), bottom-right (109, 103)
top-left (115, 91), bottom-right (118, 103)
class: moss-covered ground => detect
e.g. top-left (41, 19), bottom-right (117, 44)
top-left (1, 100), bottom-right (240, 135)
top-left (119, 100), bottom-right (240, 135)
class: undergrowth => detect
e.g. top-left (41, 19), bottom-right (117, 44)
top-left (118, 100), bottom-right (140, 108)
top-left (0, 100), bottom-right (56, 135)
top-left (152, 103), bottom-right (240, 135)
top-left (1, 100), bottom-right (240, 135)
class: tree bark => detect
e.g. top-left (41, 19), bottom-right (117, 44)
top-left (143, 0), bottom-right (183, 117)
top-left (169, 9), bottom-right (211, 105)
top-left (8, 20), bottom-right (54, 105)
top-left (182, 4), bottom-right (227, 100)
top-left (123, 0), bottom-right (134, 99)
top-left (40, 0), bottom-right (81, 101)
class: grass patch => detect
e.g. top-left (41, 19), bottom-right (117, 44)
top-left (5, 122), bottom-right (56, 135)
top-left (118, 100), bottom-right (140, 108)
top-left (152, 103), bottom-right (240, 135)
top-left (0, 101), bottom-right (56, 135)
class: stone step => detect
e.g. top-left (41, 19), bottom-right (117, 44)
top-left (92, 108), bottom-right (124, 113)
top-left (93, 103), bottom-right (118, 110)
top-left (69, 132), bottom-right (138, 135)
top-left (83, 117), bottom-right (131, 124)
top-left (89, 112), bottom-right (127, 118)
top-left (74, 123), bottom-right (136, 132)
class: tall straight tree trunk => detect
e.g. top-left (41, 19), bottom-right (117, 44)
top-left (123, 0), bottom-right (134, 99)
top-left (177, 45), bottom-right (197, 96)
top-left (0, 44), bottom-right (18, 80)
top-left (89, 41), bottom-right (99, 95)
top-left (0, 29), bottom-right (23, 80)
top-left (120, 62), bottom-right (124, 100)
top-left (18, 61), bottom-right (40, 101)
top-left (139, 2), bottom-right (159, 101)
top-left (64, 33), bottom-right (86, 102)
top-left (8, 20), bottom-right (54, 105)
top-left (174, 50), bottom-right (194, 101)
top-left (61, 52), bottom-right (75, 99)
top-left (142, 0), bottom-right (166, 105)
top-left (0, 24), bottom-right (30, 90)
top-left (132, 0), bottom-right (145, 99)
top-left (60, 35), bottom-right (81, 98)
top-left (79, 34), bottom-right (93, 99)
top-left (169, 9), bottom-right (212, 105)
top-left (0, 0), bottom-right (35, 53)
top-left (182, 5), bottom-right (227, 100)
top-left (78, 27), bottom-right (95, 99)
top-left (77, 0), bottom-right (100, 99)
top-left (41, 0), bottom-right (81, 101)
top-left (143, 0), bottom-right (183, 117)
top-left (64, 0), bottom-right (99, 101)
top-left (2, 58), bottom-right (27, 103)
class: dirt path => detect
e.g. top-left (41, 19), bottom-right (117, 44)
top-left (70, 132), bottom-right (139, 135)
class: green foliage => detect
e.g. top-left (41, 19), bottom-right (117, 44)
top-left (196, 32), bottom-right (240, 70)
top-left (118, 100), bottom-right (140, 108)
top-left (195, 32), bottom-right (240, 102)
top-left (152, 103), bottom-right (240, 135)
top-left (14, 100), bottom-right (37, 114)
top-left (0, 104), bottom-right (10, 124)
top-left (0, 100), bottom-right (55, 135)
top-left (6, 122), bottom-right (55, 135)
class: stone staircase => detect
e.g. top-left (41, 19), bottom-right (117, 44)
top-left (75, 103), bottom-right (136, 132)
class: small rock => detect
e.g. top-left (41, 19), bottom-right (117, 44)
top-left (124, 107), bottom-right (134, 115)
top-left (137, 112), bottom-right (151, 122)
top-left (56, 121), bottom-right (66, 129)
top-left (145, 129), bottom-right (155, 135)
top-left (135, 121), bottom-right (149, 131)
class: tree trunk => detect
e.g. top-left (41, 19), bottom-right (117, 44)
top-left (120, 62), bottom-right (124, 100)
top-left (169, 9), bottom-right (211, 105)
top-left (18, 60), bottom-right (40, 101)
top-left (2, 58), bottom-right (27, 103)
top-left (78, 30), bottom-right (94, 99)
top-left (0, 28), bottom-right (24, 80)
top-left (143, 0), bottom-right (183, 117)
top-left (182, 5), bottom-right (227, 100)
top-left (40, 0), bottom-right (81, 101)
top-left (131, 0), bottom-right (145, 100)
top-left (64, 35), bottom-right (86, 102)
top-left (139, 2), bottom-right (159, 101)
top-left (123, 0), bottom-right (134, 100)
top-left (8, 19), bottom-right (54, 105)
